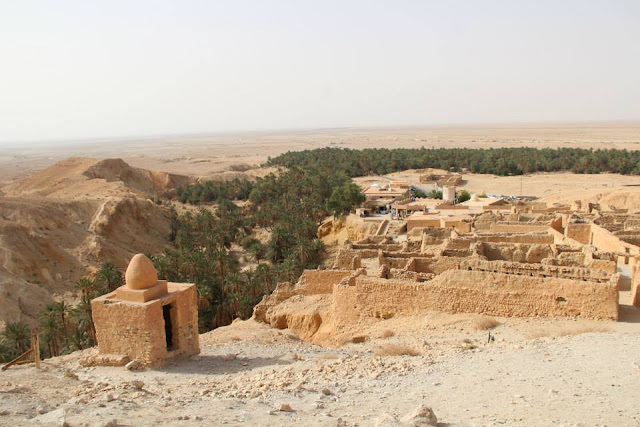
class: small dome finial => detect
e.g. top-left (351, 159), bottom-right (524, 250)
top-left (125, 254), bottom-right (158, 290)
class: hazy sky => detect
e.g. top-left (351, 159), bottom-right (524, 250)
top-left (1, 0), bottom-right (639, 144)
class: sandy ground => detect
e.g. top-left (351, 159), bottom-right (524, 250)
top-left (1, 312), bottom-right (639, 427)
top-left (369, 170), bottom-right (640, 199)
top-left (2, 122), bottom-right (640, 186)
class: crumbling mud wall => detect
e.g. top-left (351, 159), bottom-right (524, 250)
top-left (253, 270), bottom-right (353, 340)
top-left (475, 233), bottom-right (554, 244)
top-left (490, 223), bottom-right (550, 233)
top-left (565, 224), bottom-right (592, 244)
top-left (459, 259), bottom-right (615, 283)
top-left (332, 248), bottom-right (362, 269)
top-left (476, 242), bottom-right (554, 264)
top-left (332, 270), bottom-right (619, 325)
top-left (566, 223), bottom-right (640, 261)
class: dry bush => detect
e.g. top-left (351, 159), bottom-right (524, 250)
top-left (351, 335), bottom-right (370, 344)
top-left (460, 338), bottom-right (478, 350)
top-left (285, 333), bottom-right (301, 341)
top-left (228, 163), bottom-right (253, 172)
top-left (335, 334), bottom-right (369, 346)
top-left (472, 316), bottom-right (500, 331)
top-left (381, 330), bottom-right (395, 339)
top-left (526, 324), bottom-right (611, 339)
top-left (374, 344), bottom-right (420, 357)
top-left (229, 335), bottom-right (242, 341)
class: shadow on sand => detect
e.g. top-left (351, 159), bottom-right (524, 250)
top-left (619, 304), bottom-right (640, 323)
top-left (157, 354), bottom-right (293, 375)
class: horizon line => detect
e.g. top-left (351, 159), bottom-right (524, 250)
top-left (2, 119), bottom-right (640, 148)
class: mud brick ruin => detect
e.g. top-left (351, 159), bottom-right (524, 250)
top-left (90, 254), bottom-right (199, 367)
top-left (255, 199), bottom-right (640, 342)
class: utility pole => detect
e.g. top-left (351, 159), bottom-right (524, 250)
top-left (520, 175), bottom-right (523, 197)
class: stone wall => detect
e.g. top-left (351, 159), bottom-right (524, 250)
top-left (332, 270), bottom-right (619, 325)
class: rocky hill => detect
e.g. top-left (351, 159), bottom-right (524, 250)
top-left (0, 158), bottom-right (187, 327)
top-left (3, 157), bottom-right (189, 199)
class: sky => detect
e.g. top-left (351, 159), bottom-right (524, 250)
top-left (1, 0), bottom-right (639, 145)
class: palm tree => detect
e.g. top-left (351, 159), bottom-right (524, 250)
top-left (75, 277), bottom-right (97, 304)
top-left (97, 262), bottom-right (123, 292)
top-left (71, 300), bottom-right (96, 345)
top-left (52, 301), bottom-right (70, 335)
top-left (2, 321), bottom-right (30, 355)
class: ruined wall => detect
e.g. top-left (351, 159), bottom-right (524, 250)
top-left (332, 270), bottom-right (619, 325)
top-left (405, 257), bottom-right (435, 274)
top-left (332, 248), bottom-right (362, 270)
top-left (459, 259), bottom-right (614, 283)
top-left (630, 256), bottom-right (640, 307)
top-left (477, 242), bottom-right (553, 264)
top-left (92, 283), bottom-right (199, 366)
top-left (407, 217), bottom-right (440, 232)
top-left (387, 268), bottom-right (434, 282)
top-left (295, 269), bottom-right (354, 295)
top-left (549, 216), bottom-right (563, 233)
top-left (490, 223), bottom-right (550, 233)
top-left (565, 224), bottom-right (591, 244)
top-left (476, 233), bottom-right (554, 244)
top-left (590, 223), bottom-right (639, 257)
top-left (253, 270), bottom-right (352, 323)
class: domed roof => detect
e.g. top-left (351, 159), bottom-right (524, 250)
top-left (471, 193), bottom-right (479, 202)
top-left (125, 254), bottom-right (158, 290)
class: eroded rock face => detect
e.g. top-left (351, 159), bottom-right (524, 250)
top-left (125, 254), bottom-right (158, 289)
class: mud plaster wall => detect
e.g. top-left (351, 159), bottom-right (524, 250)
top-left (296, 270), bottom-right (353, 295)
top-left (490, 224), bottom-right (550, 233)
top-left (476, 234), bottom-right (554, 244)
top-left (460, 259), bottom-right (614, 283)
top-left (92, 284), bottom-right (199, 366)
top-left (332, 270), bottom-right (619, 325)
top-left (478, 243), bottom-right (553, 264)
top-left (253, 270), bottom-right (352, 323)
top-left (565, 224), bottom-right (592, 244)
top-left (590, 224), bottom-right (639, 256)
top-left (333, 248), bottom-right (362, 269)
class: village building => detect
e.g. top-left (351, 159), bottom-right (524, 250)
top-left (363, 184), bottom-right (407, 213)
top-left (419, 172), bottom-right (463, 187)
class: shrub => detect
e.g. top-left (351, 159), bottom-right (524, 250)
top-left (374, 344), bottom-right (420, 357)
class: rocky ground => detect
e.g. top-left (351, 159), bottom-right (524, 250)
top-left (1, 312), bottom-right (639, 427)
